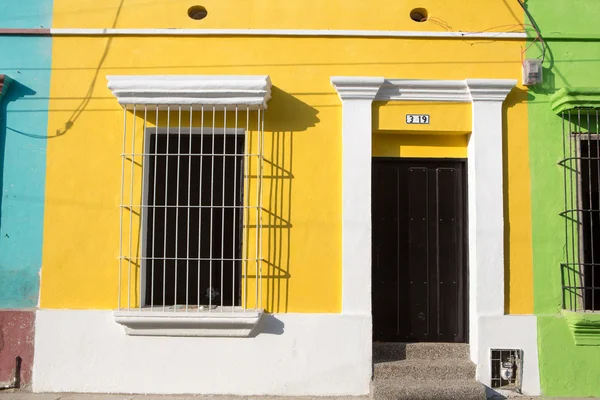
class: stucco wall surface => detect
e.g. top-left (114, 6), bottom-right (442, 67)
top-left (527, 0), bottom-right (600, 396)
top-left (0, 1), bottom-right (53, 309)
top-left (32, 310), bottom-right (371, 395)
top-left (40, 0), bottom-right (533, 315)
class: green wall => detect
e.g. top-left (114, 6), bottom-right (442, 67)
top-left (528, 0), bottom-right (600, 396)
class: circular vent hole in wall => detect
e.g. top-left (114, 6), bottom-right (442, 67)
top-left (188, 5), bottom-right (208, 20)
top-left (410, 8), bottom-right (428, 22)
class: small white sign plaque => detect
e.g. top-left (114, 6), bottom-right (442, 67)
top-left (406, 114), bottom-right (430, 124)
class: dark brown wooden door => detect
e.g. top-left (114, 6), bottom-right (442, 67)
top-left (372, 158), bottom-right (468, 343)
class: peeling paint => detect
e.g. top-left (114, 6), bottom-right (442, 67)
top-left (0, 311), bottom-right (35, 388)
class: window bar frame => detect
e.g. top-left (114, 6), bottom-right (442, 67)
top-left (596, 109), bottom-right (600, 309)
top-left (561, 112), bottom-right (571, 310)
top-left (561, 109), bottom-right (600, 311)
top-left (127, 104), bottom-right (137, 311)
top-left (233, 106), bottom-right (238, 311)
top-left (138, 105), bottom-right (147, 311)
top-left (173, 106), bottom-right (183, 311)
top-left (243, 106), bottom-right (250, 311)
top-left (120, 102), bottom-right (266, 314)
top-left (209, 105), bottom-right (216, 312)
top-left (162, 106), bottom-right (171, 311)
top-left (568, 111), bottom-right (578, 310)
top-left (586, 111), bottom-right (595, 310)
top-left (118, 107), bottom-right (127, 310)
top-left (259, 106), bottom-right (265, 310)
top-left (255, 108), bottom-right (260, 311)
top-left (186, 105), bottom-right (193, 312)
top-left (220, 106), bottom-right (228, 311)
top-left (197, 105), bottom-right (205, 311)
top-left (151, 105), bottom-right (159, 311)
top-left (575, 111), bottom-right (584, 310)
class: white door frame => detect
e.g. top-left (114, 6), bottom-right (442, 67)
top-left (330, 76), bottom-right (516, 362)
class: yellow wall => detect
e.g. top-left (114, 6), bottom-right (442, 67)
top-left (52, 0), bottom-right (525, 32)
top-left (372, 102), bottom-right (469, 158)
top-left (41, 0), bottom-right (533, 314)
top-left (373, 134), bottom-right (468, 158)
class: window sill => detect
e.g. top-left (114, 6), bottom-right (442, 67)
top-left (561, 310), bottom-right (600, 346)
top-left (113, 308), bottom-right (263, 337)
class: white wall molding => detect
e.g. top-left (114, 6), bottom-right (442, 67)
top-left (466, 82), bottom-right (515, 361)
top-left (374, 79), bottom-right (517, 103)
top-left (40, 28), bottom-right (527, 40)
top-left (377, 79), bottom-right (472, 102)
top-left (106, 75), bottom-right (272, 108)
top-left (332, 76), bottom-right (520, 384)
top-left (331, 76), bottom-right (385, 101)
top-left (113, 310), bottom-right (263, 337)
top-left (33, 310), bottom-right (372, 395)
top-left (466, 79), bottom-right (518, 102)
top-left (331, 77), bottom-right (384, 315)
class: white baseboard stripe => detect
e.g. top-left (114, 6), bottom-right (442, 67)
top-left (32, 310), bottom-right (372, 396)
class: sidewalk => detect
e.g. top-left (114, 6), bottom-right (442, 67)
top-left (0, 394), bottom-right (367, 400)
top-left (1, 394), bottom-right (599, 400)
top-left (0, 394), bottom-right (370, 400)
top-left (1, 394), bottom-right (369, 400)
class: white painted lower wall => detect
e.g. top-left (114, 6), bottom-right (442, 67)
top-left (32, 310), bottom-right (372, 395)
top-left (476, 315), bottom-right (540, 396)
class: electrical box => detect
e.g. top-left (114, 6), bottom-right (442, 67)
top-left (491, 349), bottom-right (523, 393)
top-left (523, 59), bottom-right (543, 86)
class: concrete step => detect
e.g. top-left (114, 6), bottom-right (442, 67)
top-left (373, 342), bottom-right (470, 362)
top-left (373, 358), bottom-right (476, 381)
top-left (371, 378), bottom-right (486, 400)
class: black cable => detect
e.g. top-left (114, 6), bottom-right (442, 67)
top-left (517, 0), bottom-right (546, 63)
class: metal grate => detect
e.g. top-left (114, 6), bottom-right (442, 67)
top-left (490, 349), bottom-right (522, 391)
top-left (560, 109), bottom-right (600, 311)
top-left (118, 105), bottom-right (264, 312)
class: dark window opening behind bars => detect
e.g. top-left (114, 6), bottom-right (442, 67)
top-left (580, 140), bottom-right (600, 310)
top-left (561, 109), bottom-right (600, 311)
top-left (144, 133), bottom-right (244, 308)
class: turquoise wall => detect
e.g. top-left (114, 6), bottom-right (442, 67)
top-left (0, 1), bottom-right (53, 308)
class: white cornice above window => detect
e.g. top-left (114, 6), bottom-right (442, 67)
top-left (106, 75), bottom-right (272, 108)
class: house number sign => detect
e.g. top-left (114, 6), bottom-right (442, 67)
top-left (406, 114), bottom-right (430, 124)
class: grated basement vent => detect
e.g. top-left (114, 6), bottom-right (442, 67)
top-left (490, 349), bottom-right (523, 391)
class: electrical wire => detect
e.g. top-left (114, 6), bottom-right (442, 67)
top-left (517, 0), bottom-right (546, 63)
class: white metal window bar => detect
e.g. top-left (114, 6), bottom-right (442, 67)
top-left (560, 109), bottom-right (600, 311)
top-left (118, 105), bottom-right (265, 313)
top-left (108, 75), bottom-right (270, 336)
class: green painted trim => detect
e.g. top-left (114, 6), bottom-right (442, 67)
top-left (0, 74), bottom-right (12, 102)
top-left (561, 310), bottom-right (600, 346)
top-left (550, 87), bottom-right (600, 114)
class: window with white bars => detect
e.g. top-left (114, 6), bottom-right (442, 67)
top-left (560, 109), bottom-right (600, 311)
top-left (118, 105), bottom-right (265, 313)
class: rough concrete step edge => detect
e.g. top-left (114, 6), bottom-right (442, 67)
top-left (373, 358), bottom-right (476, 380)
top-left (371, 378), bottom-right (486, 400)
top-left (371, 377), bottom-right (485, 388)
top-left (373, 342), bottom-right (470, 361)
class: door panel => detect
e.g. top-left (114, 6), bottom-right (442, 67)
top-left (372, 158), bottom-right (467, 343)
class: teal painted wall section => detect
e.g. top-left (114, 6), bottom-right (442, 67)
top-left (0, 2), bottom-right (54, 29)
top-left (528, 0), bottom-right (600, 396)
top-left (0, 1), bottom-right (53, 308)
